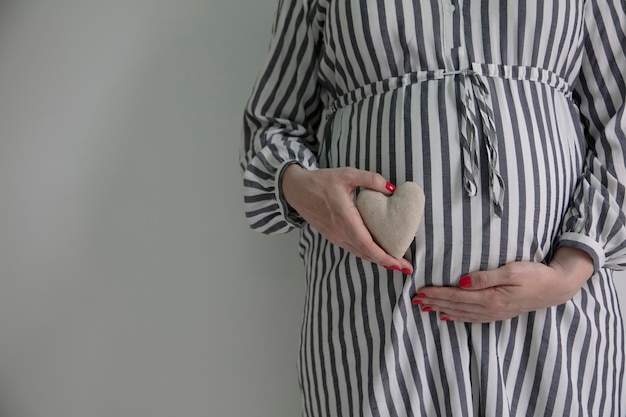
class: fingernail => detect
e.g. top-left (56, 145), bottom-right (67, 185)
top-left (459, 276), bottom-right (472, 288)
top-left (441, 316), bottom-right (450, 321)
top-left (412, 299), bottom-right (423, 305)
top-left (384, 266), bottom-right (393, 270)
top-left (385, 182), bottom-right (396, 193)
top-left (417, 293), bottom-right (427, 298)
top-left (401, 268), bottom-right (412, 275)
top-left (422, 306), bottom-right (433, 312)
top-left (392, 266), bottom-right (402, 271)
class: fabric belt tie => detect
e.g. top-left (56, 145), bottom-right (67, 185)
top-left (452, 68), bottom-right (505, 217)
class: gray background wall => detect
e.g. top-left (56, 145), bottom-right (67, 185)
top-left (0, 1), bottom-right (623, 416)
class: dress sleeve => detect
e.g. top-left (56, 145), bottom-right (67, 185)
top-left (240, 0), bottom-right (326, 234)
top-left (557, 1), bottom-right (626, 272)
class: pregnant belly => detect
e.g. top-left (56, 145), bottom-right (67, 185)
top-left (317, 79), bottom-right (585, 283)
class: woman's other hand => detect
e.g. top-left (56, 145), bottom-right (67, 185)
top-left (412, 247), bottom-right (594, 322)
top-left (281, 164), bottom-right (413, 274)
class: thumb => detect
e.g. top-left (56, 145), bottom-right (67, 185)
top-left (458, 269), bottom-right (505, 291)
top-left (346, 168), bottom-right (396, 195)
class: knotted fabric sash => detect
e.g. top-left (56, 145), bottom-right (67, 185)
top-left (325, 63), bottom-right (573, 217)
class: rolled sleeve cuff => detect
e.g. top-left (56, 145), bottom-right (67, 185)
top-left (557, 232), bottom-right (606, 273)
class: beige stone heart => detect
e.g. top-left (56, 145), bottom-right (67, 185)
top-left (356, 182), bottom-right (425, 259)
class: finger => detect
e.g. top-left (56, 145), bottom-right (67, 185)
top-left (345, 243), bottom-right (410, 273)
top-left (438, 306), bottom-right (511, 323)
top-left (414, 286), bottom-right (492, 306)
top-left (343, 168), bottom-right (396, 195)
top-left (345, 218), bottom-right (413, 274)
top-left (456, 267), bottom-right (516, 291)
top-left (381, 253), bottom-right (414, 274)
top-left (413, 303), bottom-right (491, 323)
top-left (438, 311), bottom-right (496, 323)
top-left (413, 290), bottom-right (492, 312)
top-left (418, 303), bottom-right (501, 323)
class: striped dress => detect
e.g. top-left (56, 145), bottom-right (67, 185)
top-left (240, 1), bottom-right (626, 416)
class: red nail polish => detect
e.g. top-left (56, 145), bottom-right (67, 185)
top-left (417, 293), bottom-right (427, 298)
top-left (401, 268), bottom-right (412, 275)
top-left (441, 316), bottom-right (450, 321)
top-left (384, 266), bottom-right (393, 270)
top-left (422, 306), bottom-right (433, 312)
top-left (392, 265), bottom-right (402, 271)
top-left (412, 299), bottom-right (423, 305)
top-left (385, 182), bottom-right (396, 193)
top-left (459, 276), bottom-right (472, 288)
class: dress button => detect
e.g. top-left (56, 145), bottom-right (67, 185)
top-left (447, 4), bottom-right (456, 13)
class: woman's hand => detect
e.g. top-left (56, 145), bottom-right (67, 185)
top-left (281, 164), bottom-right (414, 274)
top-left (412, 247), bottom-right (594, 322)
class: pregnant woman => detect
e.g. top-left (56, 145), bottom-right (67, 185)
top-left (241, 1), bottom-right (626, 416)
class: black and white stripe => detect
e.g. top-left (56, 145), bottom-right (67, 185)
top-left (241, 1), bottom-right (626, 416)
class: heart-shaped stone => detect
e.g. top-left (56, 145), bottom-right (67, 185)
top-left (356, 182), bottom-right (425, 259)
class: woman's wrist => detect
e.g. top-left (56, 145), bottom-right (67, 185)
top-left (281, 163), bottom-right (310, 211)
top-left (548, 246), bottom-right (594, 296)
